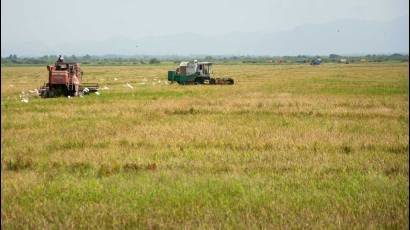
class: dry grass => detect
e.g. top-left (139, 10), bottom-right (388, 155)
top-left (1, 63), bottom-right (409, 229)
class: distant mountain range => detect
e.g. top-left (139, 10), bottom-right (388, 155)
top-left (2, 16), bottom-right (408, 57)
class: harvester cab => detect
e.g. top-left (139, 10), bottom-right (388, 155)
top-left (39, 56), bottom-right (99, 97)
top-left (168, 61), bottom-right (234, 85)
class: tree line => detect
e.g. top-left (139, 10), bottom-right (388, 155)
top-left (1, 54), bottom-right (408, 65)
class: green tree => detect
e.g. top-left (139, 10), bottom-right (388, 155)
top-left (149, 58), bottom-right (160, 64)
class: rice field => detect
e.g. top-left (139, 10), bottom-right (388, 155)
top-left (1, 63), bottom-right (409, 229)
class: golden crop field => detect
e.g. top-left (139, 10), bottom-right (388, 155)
top-left (1, 63), bottom-right (409, 229)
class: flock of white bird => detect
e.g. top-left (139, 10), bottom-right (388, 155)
top-left (17, 77), bottom-right (169, 103)
top-left (19, 89), bottom-right (37, 103)
top-left (123, 77), bottom-right (169, 89)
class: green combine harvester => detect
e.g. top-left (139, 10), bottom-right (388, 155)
top-left (168, 60), bottom-right (234, 85)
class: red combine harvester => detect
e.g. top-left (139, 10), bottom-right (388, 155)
top-left (39, 56), bottom-right (99, 97)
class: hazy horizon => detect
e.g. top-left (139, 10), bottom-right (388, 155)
top-left (1, 0), bottom-right (409, 56)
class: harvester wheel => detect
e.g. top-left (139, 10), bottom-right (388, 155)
top-left (46, 90), bottom-right (52, 98)
top-left (194, 78), bottom-right (203, 85)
